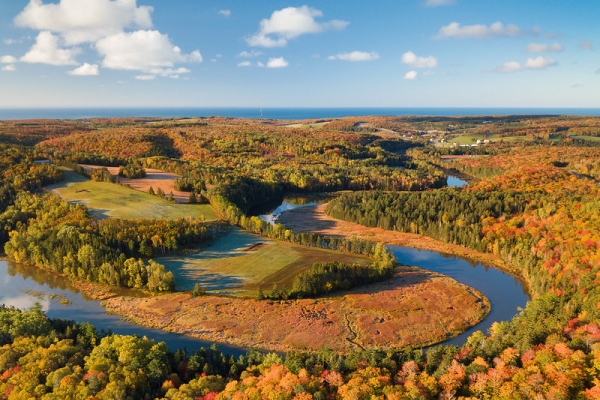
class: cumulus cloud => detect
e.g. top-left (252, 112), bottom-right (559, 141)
top-left (237, 61), bottom-right (251, 67)
top-left (95, 30), bottom-right (201, 78)
top-left (494, 56), bottom-right (557, 73)
top-left (436, 21), bottom-right (526, 39)
top-left (0, 55), bottom-right (18, 63)
top-left (580, 40), bottom-right (593, 50)
top-left (328, 51), bottom-right (379, 62)
top-left (246, 6), bottom-right (348, 47)
top-left (257, 61), bottom-right (265, 67)
top-left (526, 42), bottom-right (563, 53)
top-left (425, 0), bottom-right (455, 6)
top-left (9, 0), bottom-right (199, 78)
top-left (68, 62), bottom-right (99, 75)
top-left (218, 9), bottom-right (231, 17)
top-left (404, 71), bottom-right (418, 80)
top-left (20, 31), bottom-right (79, 65)
top-left (401, 51), bottom-right (437, 68)
top-left (2, 65), bottom-right (16, 72)
top-left (267, 57), bottom-right (288, 68)
top-left (14, 0), bottom-right (153, 45)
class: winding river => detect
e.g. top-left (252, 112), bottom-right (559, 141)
top-left (0, 175), bottom-right (529, 354)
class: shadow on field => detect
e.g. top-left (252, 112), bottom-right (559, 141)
top-left (278, 206), bottom-right (338, 234)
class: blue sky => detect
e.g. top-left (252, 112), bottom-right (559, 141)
top-left (0, 0), bottom-right (598, 108)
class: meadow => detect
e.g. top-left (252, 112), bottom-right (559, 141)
top-left (46, 169), bottom-right (218, 220)
top-left (158, 228), bottom-right (372, 296)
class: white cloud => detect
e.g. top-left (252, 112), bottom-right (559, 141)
top-left (20, 31), bottom-right (79, 65)
top-left (267, 57), bottom-right (288, 68)
top-left (328, 51), bottom-right (380, 62)
top-left (436, 21), bottom-right (525, 39)
top-left (0, 55), bottom-right (18, 64)
top-left (4, 38), bottom-right (27, 45)
top-left (95, 30), bottom-right (201, 73)
top-left (148, 67), bottom-right (190, 78)
top-left (425, 0), bottom-right (455, 6)
top-left (2, 65), bottom-right (16, 72)
top-left (14, 0), bottom-right (153, 45)
top-left (135, 74), bottom-right (155, 80)
top-left (404, 71), bottom-right (418, 80)
top-left (238, 50), bottom-right (262, 58)
top-left (218, 9), bottom-right (231, 17)
top-left (68, 63), bottom-right (99, 75)
top-left (401, 51), bottom-right (437, 68)
top-left (257, 61), bottom-right (264, 67)
top-left (246, 6), bottom-right (348, 47)
top-left (237, 61), bottom-right (251, 67)
top-left (494, 56), bottom-right (557, 73)
top-left (580, 40), bottom-right (593, 50)
top-left (526, 42), bottom-right (563, 53)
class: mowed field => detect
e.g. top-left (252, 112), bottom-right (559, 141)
top-left (80, 165), bottom-right (191, 203)
top-left (157, 228), bottom-right (372, 296)
top-left (449, 133), bottom-right (533, 145)
top-left (46, 169), bottom-right (218, 220)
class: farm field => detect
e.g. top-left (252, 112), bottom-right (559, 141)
top-left (79, 165), bottom-right (191, 203)
top-left (158, 228), bottom-right (372, 296)
top-left (448, 132), bottom-right (533, 145)
top-left (46, 169), bottom-right (218, 220)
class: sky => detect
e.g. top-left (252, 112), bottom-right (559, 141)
top-left (0, 0), bottom-right (599, 108)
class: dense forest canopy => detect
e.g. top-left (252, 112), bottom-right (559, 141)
top-left (4, 116), bottom-right (600, 398)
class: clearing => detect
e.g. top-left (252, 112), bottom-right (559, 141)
top-left (46, 169), bottom-right (218, 220)
top-left (80, 165), bottom-right (191, 203)
top-left (157, 228), bottom-right (372, 296)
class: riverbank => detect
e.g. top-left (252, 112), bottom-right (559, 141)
top-left (103, 266), bottom-right (489, 353)
top-left (277, 203), bottom-right (526, 288)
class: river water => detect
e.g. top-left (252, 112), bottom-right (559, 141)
top-left (0, 175), bottom-right (529, 353)
top-left (0, 260), bottom-right (246, 356)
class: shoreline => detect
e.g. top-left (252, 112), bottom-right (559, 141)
top-left (277, 203), bottom-right (530, 295)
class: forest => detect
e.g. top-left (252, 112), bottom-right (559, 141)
top-left (3, 116), bottom-right (600, 398)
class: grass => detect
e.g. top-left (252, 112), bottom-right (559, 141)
top-left (47, 169), bottom-right (219, 221)
top-left (572, 135), bottom-right (600, 143)
top-left (157, 228), bottom-right (372, 296)
top-left (449, 133), bottom-right (534, 145)
top-left (283, 122), bottom-right (329, 129)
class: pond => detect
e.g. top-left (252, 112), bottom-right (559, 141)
top-left (252, 194), bottom-right (331, 225)
top-left (447, 175), bottom-right (468, 187)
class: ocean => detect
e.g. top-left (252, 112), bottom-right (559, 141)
top-left (1, 107), bottom-right (600, 120)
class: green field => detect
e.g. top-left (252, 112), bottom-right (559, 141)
top-left (572, 135), bottom-right (600, 143)
top-left (449, 133), bottom-right (534, 145)
top-left (158, 228), bottom-right (372, 296)
top-left (46, 169), bottom-right (219, 220)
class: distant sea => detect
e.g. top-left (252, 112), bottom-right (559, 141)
top-left (1, 107), bottom-right (600, 120)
